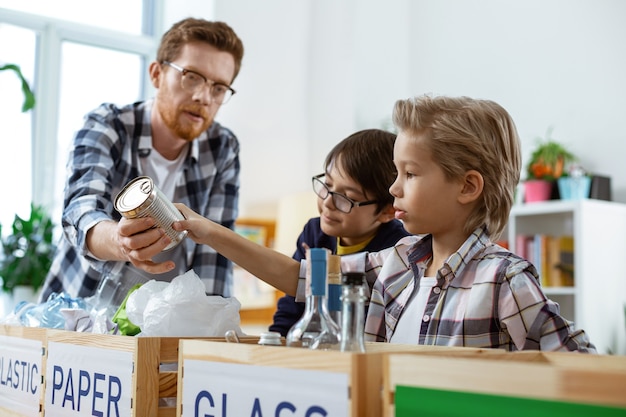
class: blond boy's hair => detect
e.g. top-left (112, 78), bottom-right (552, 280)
top-left (392, 95), bottom-right (521, 240)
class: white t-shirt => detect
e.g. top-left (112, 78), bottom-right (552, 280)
top-left (390, 276), bottom-right (437, 344)
top-left (140, 144), bottom-right (188, 200)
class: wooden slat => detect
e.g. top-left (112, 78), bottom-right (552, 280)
top-left (157, 407), bottom-right (176, 417)
top-left (159, 371), bottom-right (177, 398)
top-left (1, 324), bottom-right (47, 340)
top-left (181, 340), bottom-right (352, 371)
top-left (46, 328), bottom-right (137, 351)
top-left (560, 367), bottom-right (626, 406)
top-left (133, 337), bottom-right (161, 417)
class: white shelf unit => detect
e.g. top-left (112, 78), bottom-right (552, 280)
top-left (508, 199), bottom-right (626, 354)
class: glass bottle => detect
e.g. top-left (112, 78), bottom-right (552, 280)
top-left (286, 248), bottom-right (340, 349)
top-left (327, 254), bottom-right (343, 326)
top-left (339, 272), bottom-right (367, 352)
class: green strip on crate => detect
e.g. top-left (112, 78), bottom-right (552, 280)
top-left (395, 385), bottom-right (626, 417)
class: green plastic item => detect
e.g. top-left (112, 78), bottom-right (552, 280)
top-left (111, 283), bottom-right (143, 336)
top-left (395, 385), bottom-right (625, 417)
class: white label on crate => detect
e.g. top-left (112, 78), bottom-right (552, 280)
top-left (45, 341), bottom-right (133, 417)
top-left (181, 360), bottom-right (349, 417)
top-left (0, 335), bottom-right (43, 417)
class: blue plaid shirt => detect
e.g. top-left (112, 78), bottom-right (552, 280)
top-left (357, 227), bottom-right (596, 352)
top-left (40, 100), bottom-right (240, 301)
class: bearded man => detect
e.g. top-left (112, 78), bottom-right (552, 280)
top-left (40, 18), bottom-right (244, 303)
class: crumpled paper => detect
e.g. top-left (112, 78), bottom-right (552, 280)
top-left (125, 270), bottom-right (243, 337)
top-left (61, 308), bottom-right (119, 334)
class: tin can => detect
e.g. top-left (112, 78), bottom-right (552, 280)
top-left (114, 176), bottom-right (187, 251)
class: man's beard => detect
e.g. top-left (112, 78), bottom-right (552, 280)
top-left (157, 97), bottom-right (212, 141)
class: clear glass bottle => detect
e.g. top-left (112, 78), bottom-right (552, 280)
top-left (286, 248), bottom-right (341, 349)
top-left (339, 272), bottom-right (367, 352)
top-left (327, 254), bottom-right (343, 326)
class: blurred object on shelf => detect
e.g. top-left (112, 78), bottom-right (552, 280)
top-left (273, 191), bottom-right (319, 256)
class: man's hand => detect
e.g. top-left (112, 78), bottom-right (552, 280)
top-left (87, 217), bottom-right (175, 274)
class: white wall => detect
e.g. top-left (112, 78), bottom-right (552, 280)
top-left (165, 0), bottom-right (626, 218)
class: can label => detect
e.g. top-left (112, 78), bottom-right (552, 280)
top-left (114, 176), bottom-right (187, 251)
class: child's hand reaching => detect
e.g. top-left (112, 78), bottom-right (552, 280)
top-left (172, 205), bottom-right (305, 297)
top-left (172, 203), bottom-right (214, 244)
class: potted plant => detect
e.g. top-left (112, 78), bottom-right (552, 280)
top-left (0, 204), bottom-right (56, 304)
top-left (524, 128), bottom-right (577, 203)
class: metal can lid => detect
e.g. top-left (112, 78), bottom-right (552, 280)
top-left (114, 176), bottom-right (156, 217)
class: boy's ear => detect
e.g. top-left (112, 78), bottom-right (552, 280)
top-left (458, 169), bottom-right (484, 204)
top-left (376, 204), bottom-right (397, 223)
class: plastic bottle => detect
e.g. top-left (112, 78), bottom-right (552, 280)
top-left (286, 248), bottom-right (341, 349)
top-left (339, 272), bottom-right (367, 352)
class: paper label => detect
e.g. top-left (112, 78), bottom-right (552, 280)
top-left (181, 360), bottom-right (349, 416)
top-left (0, 335), bottom-right (43, 417)
top-left (45, 341), bottom-right (133, 417)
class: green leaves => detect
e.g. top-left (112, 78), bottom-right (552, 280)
top-left (0, 63), bottom-right (36, 112)
top-left (526, 128), bottom-right (577, 180)
top-left (0, 204), bottom-right (56, 293)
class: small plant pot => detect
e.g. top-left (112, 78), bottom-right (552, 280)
top-left (557, 176), bottom-right (591, 200)
top-left (524, 179), bottom-right (553, 203)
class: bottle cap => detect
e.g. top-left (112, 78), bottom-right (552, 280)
top-left (328, 254), bottom-right (341, 272)
top-left (327, 255), bottom-right (342, 285)
top-left (342, 272), bottom-right (365, 286)
top-left (309, 247), bottom-right (327, 261)
top-left (258, 331), bottom-right (282, 346)
top-left (308, 248), bottom-right (328, 295)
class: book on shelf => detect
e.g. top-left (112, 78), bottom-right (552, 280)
top-left (556, 235), bottom-right (574, 286)
top-left (513, 234), bottom-right (574, 287)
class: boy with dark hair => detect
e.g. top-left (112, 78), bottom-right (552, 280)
top-left (270, 129), bottom-right (410, 336)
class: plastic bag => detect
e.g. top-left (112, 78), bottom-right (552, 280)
top-left (125, 270), bottom-right (243, 337)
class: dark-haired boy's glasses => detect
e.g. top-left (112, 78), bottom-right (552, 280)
top-left (162, 61), bottom-right (236, 104)
top-left (312, 174), bottom-right (378, 214)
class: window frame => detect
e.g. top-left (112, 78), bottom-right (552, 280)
top-left (0, 3), bottom-right (161, 211)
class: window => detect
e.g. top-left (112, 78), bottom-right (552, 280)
top-left (0, 23), bottom-right (35, 228)
top-left (53, 43), bottom-right (144, 221)
top-left (0, 0), bottom-right (145, 35)
top-left (0, 3), bottom-right (158, 233)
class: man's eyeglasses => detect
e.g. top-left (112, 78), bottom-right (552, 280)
top-left (162, 61), bottom-right (236, 104)
top-left (312, 174), bottom-right (378, 214)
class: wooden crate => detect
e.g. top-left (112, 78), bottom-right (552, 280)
top-left (43, 329), bottom-right (259, 417)
top-left (0, 324), bottom-right (47, 417)
top-left (176, 340), bottom-right (507, 417)
top-left (383, 350), bottom-right (626, 417)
